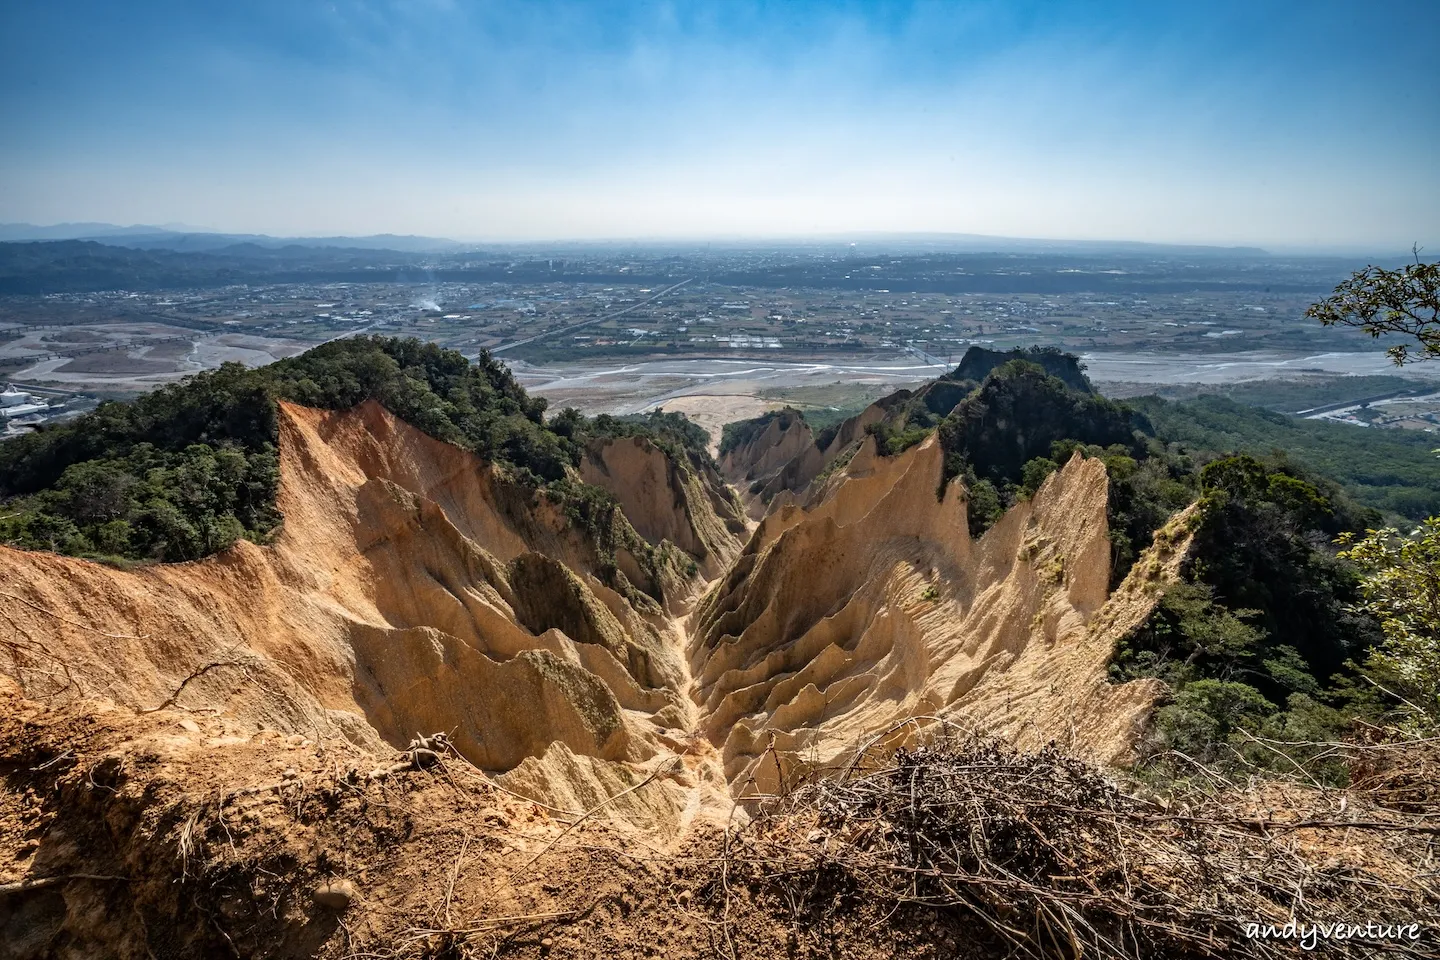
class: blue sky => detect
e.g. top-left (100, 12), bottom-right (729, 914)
top-left (2, 0), bottom-right (1436, 249)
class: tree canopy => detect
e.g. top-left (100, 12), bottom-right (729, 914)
top-left (1338, 519), bottom-right (1440, 735)
top-left (0, 336), bottom-right (710, 570)
top-left (1305, 252), bottom-right (1440, 365)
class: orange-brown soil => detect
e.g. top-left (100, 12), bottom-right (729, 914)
top-left (0, 397), bottom-right (1303, 959)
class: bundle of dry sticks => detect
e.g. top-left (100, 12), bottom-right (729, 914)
top-left (726, 729), bottom-right (1439, 959)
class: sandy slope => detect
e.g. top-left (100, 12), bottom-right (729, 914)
top-left (0, 400), bottom-right (1188, 835)
top-left (697, 435), bottom-right (1185, 793)
top-left (641, 393), bottom-right (781, 457)
top-left (0, 401), bottom-right (743, 831)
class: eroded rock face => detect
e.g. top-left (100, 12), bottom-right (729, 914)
top-left (718, 401), bottom-right (893, 519)
top-left (719, 411), bottom-right (816, 495)
top-left (0, 400), bottom-right (1190, 831)
top-left (0, 401), bottom-right (695, 778)
top-left (694, 436), bottom-right (1175, 794)
top-left (581, 435), bottom-right (746, 580)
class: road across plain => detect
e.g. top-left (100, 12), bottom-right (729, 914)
top-left (487, 278), bottom-right (694, 355)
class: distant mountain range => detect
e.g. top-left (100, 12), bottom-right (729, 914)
top-left (0, 223), bottom-right (467, 253)
top-left (405, 233), bottom-right (1276, 258)
top-left (1, 223), bottom-right (1417, 260)
top-left (0, 239), bottom-right (458, 295)
top-left (0, 223), bottom-right (1278, 258)
top-left (818, 232), bottom-right (1272, 258)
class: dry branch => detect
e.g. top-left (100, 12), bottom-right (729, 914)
top-left (142, 654), bottom-right (258, 713)
top-left (0, 873), bottom-right (128, 895)
top-left (726, 732), bottom-right (1440, 959)
top-left (0, 589), bottom-right (148, 640)
top-left (522, 753), bottom-right (683, 869)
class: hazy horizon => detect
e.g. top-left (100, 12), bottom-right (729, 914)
top-left (3, 1), bottom-right (1437, 251)
top-left (1, 221), bottom-right (1418, 259)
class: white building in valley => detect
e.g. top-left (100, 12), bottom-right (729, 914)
top-left (0, 384), bottom-right (49, 419)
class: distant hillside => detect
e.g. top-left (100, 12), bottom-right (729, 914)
top-left (0, 222), bottom-right (465, 252)
top-left (0, 224), bottom-right (1270, 256)
top-left (0, 240), bottom-right (430, 293)
top-left (0, 222), bottom-right (188, 241)
top-left (1127, 375), bottom-right (1427, 416)
top-left (822, 231), bottom-right (1271, 258)
top-left (0, 238), bottom-right (1357, 296)
top-left (1131, 393), bottom-right (1440, 519)
top-left (98, 232), bottom-right (468, 254)
top-left (0, 239), bottom-right (604, 293)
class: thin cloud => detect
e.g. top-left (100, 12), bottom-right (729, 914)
top-left (0, 0), bottom-right (1435, 248)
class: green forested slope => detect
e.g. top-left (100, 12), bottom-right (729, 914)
top-left (1129, 394), bottom-right (1440, 520)
top-left (0, 337), bottom-right (709, 566)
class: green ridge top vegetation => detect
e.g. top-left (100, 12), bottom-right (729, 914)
top-left (0, 337), bottom-right (711, 595)
top-left (949, 344), bottom-right (1093, 393)
top-left (1127, 393), bottom-right (1440, 520)
top-left (717, 407), bottom-right (807, 457)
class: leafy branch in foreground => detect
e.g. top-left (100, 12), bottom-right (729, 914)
top-left (1338, 518), bottom-right (1440, 735)
top-left (1305, 251), bottom-right (1440, 365)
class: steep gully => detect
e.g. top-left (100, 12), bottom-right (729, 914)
top-left (0, 398), bottom-right (1191, 834)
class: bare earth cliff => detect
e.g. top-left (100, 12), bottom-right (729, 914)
top-left (697, 434), bottom-right (1182, 793)
top-left (0, 399), bottom-right (1206, 956)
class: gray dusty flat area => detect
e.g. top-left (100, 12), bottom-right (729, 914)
top-left (510, 349), bottom-right (1440, 416)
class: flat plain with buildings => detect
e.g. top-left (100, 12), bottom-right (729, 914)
top-left (2, 237), bottom-right (1439, 437)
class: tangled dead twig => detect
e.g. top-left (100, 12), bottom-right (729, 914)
top-left (0, 589), bottom-right (148, 640)
top-left (725, 731), bottom-right (1440, 959)
top-left (0, 608), bottom-right (86, 699)
top-left (0, 873), bottom-right (129, 896)
top-left (220, 732), bottom-right (453, 809)
top-left (433, 736), bottom-right (588, 819)
top-left (521, 752), bottom-right (684, 869)
top-left (141, 652), bottom-right (260, 713)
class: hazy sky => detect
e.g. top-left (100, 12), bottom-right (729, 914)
top-left (2, 0), bottom-right (1436, 249)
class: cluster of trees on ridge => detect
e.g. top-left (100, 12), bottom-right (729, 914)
top-left (0, 337), bottom-right (714, 600)
top-left (1130, 394), bottom-right (1440, 519)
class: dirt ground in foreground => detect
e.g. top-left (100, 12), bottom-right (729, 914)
top-left (0, 685), bottom-right (1004, 960)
